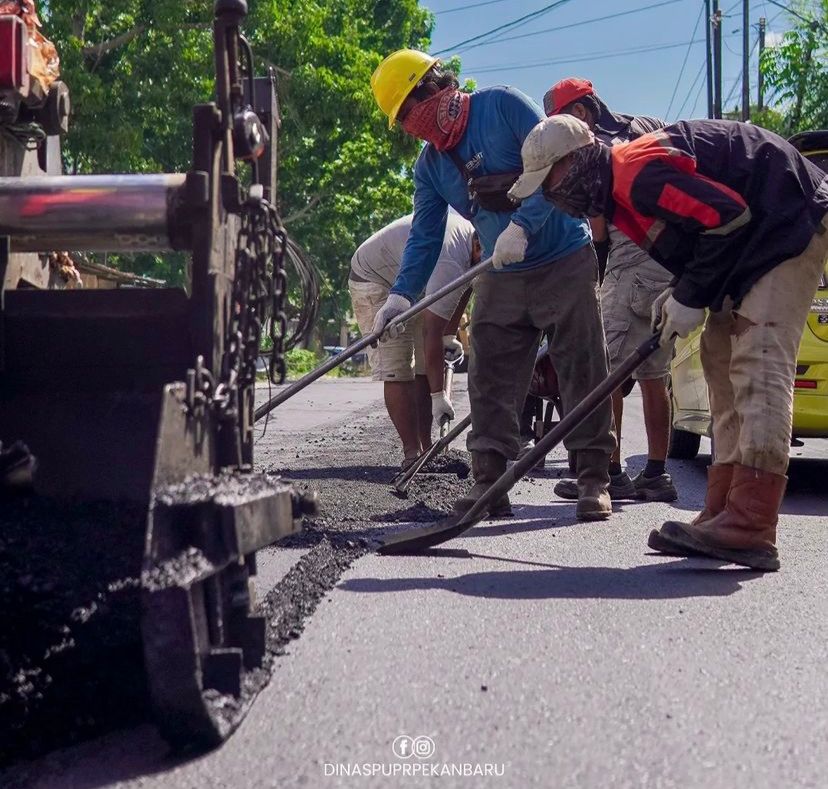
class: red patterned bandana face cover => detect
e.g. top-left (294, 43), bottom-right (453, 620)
top-left (401, 88), bottom-right (471, 151)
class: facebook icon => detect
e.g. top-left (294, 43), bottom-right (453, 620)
top-left (392, 735), bottom-right (415, 759)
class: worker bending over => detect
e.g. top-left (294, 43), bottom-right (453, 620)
top-left (510, 115), bottom-right (828, 571)
top-left (369, 50), bottom-right (615, 521)
top-left (349, 212), bottom-right (477, 471)
top-left (544, 78), bottom-right (677, 503)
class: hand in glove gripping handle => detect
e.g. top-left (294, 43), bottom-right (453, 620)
top-left (431, 391), bottom-right (455, 425)
top-left (652, 290), bottom-right (705, 348)
top-left (371, 293), bottom-right (411, 342)
top-left (650, 286), bottom-right (674, 335)
top-left (492, 221), bottom-right (528, 269)
top-left (443, 335), bottom-right (464, 365)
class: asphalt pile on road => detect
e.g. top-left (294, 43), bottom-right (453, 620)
top-left (0, 498), bottom-right (148, 766)
top-left (271, 441), bottom-right (472, 541)
top-left (423, 449), bottom-right (471, 477)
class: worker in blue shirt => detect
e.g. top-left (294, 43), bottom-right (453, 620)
top-left (369, 50), bottom-right (616, 521)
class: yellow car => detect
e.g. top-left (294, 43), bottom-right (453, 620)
top-left (669, 129), bottom-right (828, 459)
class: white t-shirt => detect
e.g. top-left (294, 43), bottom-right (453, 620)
top-left (350, 212), bottom-right (475, 320)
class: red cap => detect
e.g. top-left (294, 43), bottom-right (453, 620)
top-left (542, 77), bottom-right (594, 117)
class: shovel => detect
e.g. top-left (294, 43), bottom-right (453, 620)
top-left (254, 257), bottom-right (494, 422)
top-left (376, 333), bottom-right (662, 555)
top-left (440, 357), bottom-right (456, 441)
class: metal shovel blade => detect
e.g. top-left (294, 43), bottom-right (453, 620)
top-left (377, 513), bottom-right (466, 554)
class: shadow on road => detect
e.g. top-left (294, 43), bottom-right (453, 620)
top-left (0, 723), bottom-right (183, 789)
top-left (341, 555), bottom-right (763, 600)
top-left (782, 457), bottom-right (828, 515)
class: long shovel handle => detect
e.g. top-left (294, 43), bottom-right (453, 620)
top-left (254, 257), bottom-right (494, 423)
top-left (377, 333), bottom-right (662, 554)
top-left (393, 413), bottom-right (472, 495)
top-left (440, 362), bottom-right (455, 440)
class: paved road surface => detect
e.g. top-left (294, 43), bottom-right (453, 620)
top-left (4, 377), bottom-right (827, 788)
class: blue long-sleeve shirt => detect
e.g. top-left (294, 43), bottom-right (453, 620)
top-left (390, 86), bottom-right (592, 302)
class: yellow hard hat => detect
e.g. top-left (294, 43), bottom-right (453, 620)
top-left (371, 49), bottom-right (439, 129)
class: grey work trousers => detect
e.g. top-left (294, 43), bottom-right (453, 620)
top-left (467, 243), bottom-right (616, 460)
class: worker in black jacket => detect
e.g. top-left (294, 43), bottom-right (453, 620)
top-left (509, 115), bottom-right (828, 571)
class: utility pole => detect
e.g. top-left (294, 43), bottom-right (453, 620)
top-left (713, 1), bottom-right (722, 118)
top-left (741, 0), bottom-right (750, 121)
top-left (758, 16), bottom-right (766, 111)
top-left (705, 0), bottom-right (714, 118)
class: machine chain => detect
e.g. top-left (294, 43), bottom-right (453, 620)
top-left (185, 196), bottom-right (288, 428)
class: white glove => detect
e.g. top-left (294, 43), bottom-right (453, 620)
top-left (650, 286), bottom-right (674, 332)
top-left (656, 294), bottom-right (705, 347)
top-left (443, 335), bottom-right (464, 364)
top-left (371, 293), bottom-right (410, 341)
top-left (431, 391), bottom-right (455, 425)
top-left (492, 221), bottom-right (528, 269)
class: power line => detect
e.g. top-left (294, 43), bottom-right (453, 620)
top-left (435, 0), bottom-right (512, 15)
top-left (763, 0), bottom-right (827, 29)
top-left (433, 0), bottom-right (575, 56)
top-left (463, 37), bottom-right (732, 75)
top-left (767, 0), bottom-right (823, 27)
top-left (689, 67), bottom-right (709, 116)
top-left (665, 0), bottom-right (706, 118)
top-left (721, 37), bottom-right (759, 112)
top-left (674, 59), bottom-right (707, 119)
top-left (452, 0), bottom-right (683, 53)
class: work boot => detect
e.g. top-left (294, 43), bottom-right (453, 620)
top-left (574, 449), bottom-right (612, 521)
top-left (452, 450), bottom-right (512, 519)
top-left (648, 463), bottom-right (731, 555)
top-left (691, 463), bottom-right (733, 525)
top-left (647, 464), bottom-right (785, 571)
top-left (631, 470), bottom-right (678, 502)
top-left (553, 471), bottom-right (636, 501)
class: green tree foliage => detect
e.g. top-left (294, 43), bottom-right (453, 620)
top-left (247, 0), bottom-right (431, 321)
top-left (38, 0), bottom-right (434, 309)
top-left (759, 1), bottom-right (828, 135)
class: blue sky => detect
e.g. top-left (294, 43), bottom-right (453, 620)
top-left (421, 0), bottom-right (796, 122)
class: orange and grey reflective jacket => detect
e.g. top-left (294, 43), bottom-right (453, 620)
top-left (604, 119), bottom-right (828, 309)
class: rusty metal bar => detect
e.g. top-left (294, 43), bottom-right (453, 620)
top-left (0, 174), bottom-right (188, 252)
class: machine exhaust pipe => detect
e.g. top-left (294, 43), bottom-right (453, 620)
top-left (0, 174), bottom-right (190, 252)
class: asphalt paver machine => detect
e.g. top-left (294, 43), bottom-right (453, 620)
top-left (0, 0), bottom-right (314, 748)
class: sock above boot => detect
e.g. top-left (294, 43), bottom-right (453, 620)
top-left (643, 459), bottom-right (666, 478)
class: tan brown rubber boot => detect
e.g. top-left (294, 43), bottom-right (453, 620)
top-left (648, 464), bottom-right (785, 571)
top-left (648, 463), bottom-right (732, 556)
top-left (574, 449), bottom-right (612, 521)
top-left (452, 450), bottom-right (512, 518)
top-left (692, 463), bottom-right (734, 525)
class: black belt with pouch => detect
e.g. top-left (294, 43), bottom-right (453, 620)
top-left (447, 149), bottom-right (522, 213)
